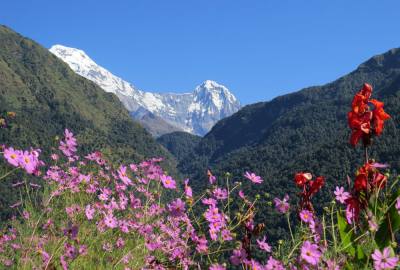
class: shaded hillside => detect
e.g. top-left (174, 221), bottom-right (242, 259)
top-left (157, 131), bottom-right (201, 163)
top-left (0, 25), bottom-right (176, 219)
top-left (130, 109), bottom-right (183, 137)
top-left (179, 48), bottom-right (400, 241)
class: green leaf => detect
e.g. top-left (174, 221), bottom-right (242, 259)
top-left (375, 188), bottom-right (400, 248)
top-left (356, 244), bottom-right (366, 260)
top-left (337, 210), bottom-right (356, 256)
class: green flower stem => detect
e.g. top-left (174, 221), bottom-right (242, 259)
top-left (286, 212), bottom-right (295, 246)
top-left (330, 203), bottom-right (337, 254)
top-left (0, 167), bottom-right (18, 181)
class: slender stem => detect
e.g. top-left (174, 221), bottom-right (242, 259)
top-left (337, 232), bottom-right (369, 252)
top-left (44, 237), bottom-right (67, 270)
top-left (386, 212), bottom-right (395, 243)
top-left (322, 214), bottom-right (327, 247)
top-left (364, 147), bottom-right (368, 164)
top-left (286, 212), bottom-right (295, 245)
top-left (364, 146), bottom-right (370, 200)
top-left (330, 204), bottom-right (337, 254)
top-left (0, 168), bottom-right (18, 181)
top-left (287, 240), bottom-right (303, 259)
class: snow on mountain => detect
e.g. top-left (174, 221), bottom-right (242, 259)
top-left (49, 44), bottom-right (241, 136)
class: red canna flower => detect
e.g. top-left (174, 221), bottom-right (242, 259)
top-left (348, 83), bottom-right (390, 147)
top-left (294, 172), bottom-right (312, 187)
top-left (295, 172), bottom-right (324, 213)
top-left (354, 173), bottom-right (368, 191)
top-left (345, 196), bottom-right (362, 224)
top-left (369, 99), bottom-right (391, 135)
top-left (309, 176), bottom-right (325, 195)
top-left (371, 171), bottom-right (387, 189)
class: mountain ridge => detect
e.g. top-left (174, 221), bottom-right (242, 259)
top-left (49, 44), bottom-right (241, 136)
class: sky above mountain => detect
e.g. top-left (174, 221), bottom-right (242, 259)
top-left (1, 0), bottom-right (400, 104)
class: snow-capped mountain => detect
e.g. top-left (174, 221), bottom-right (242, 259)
top-left (49, 44), bottom-right (241, 136)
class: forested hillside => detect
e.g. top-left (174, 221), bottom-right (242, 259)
top-left (178, 48), bottom-right (400, 241)
top-left (157, 131), bottom-right (201, 163)
top-left (0, 25), bottom-right (176, 220)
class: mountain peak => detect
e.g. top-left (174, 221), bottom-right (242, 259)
top-left (50, 44), bottom-right (241, 136)
top-left (50, 44), bottom-right (90, 62)
top-left (195, 80), bottom-right (238, 107)
top-left (200, 80), bottom-right (225, 90)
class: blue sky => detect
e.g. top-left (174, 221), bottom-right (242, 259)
top-left (1, 1), bottom-right (400, 104)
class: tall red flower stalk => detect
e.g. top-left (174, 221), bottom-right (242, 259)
top-left (345, 83), bottom-right (391, 224)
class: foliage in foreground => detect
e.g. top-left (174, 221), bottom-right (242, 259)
top-left (0, 84), bottom-right (399, 269)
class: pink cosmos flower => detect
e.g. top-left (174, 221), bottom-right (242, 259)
top-left (103, 242), bottom-right (113, 252)
top-left (202, 197), bottom-right (217, 207)
top-left (160, 174), bottom-right (176, 189)
top-left (301, 241), bottom-right (321, 266)
top-left (208, 170), bottom-right (216, 184)
top-left (19, 151), bottom-right (37, 174)
top-left (3, 147), bottom-right (20, 167)
top-left (273, 194), bottom-right (290, 213)
top-left (396, 197), bottom-right (400, 215)
top-left (244, 171), bottom-right (263, 184)
top-left (59, 136), bottom-right (77, 157)
top-left (238, 190), bottom-right (246, 200)
top-left (184, 179), bottom-right (192, 198)
top-left (118, 165), bottom-right (132, 186)
top-left (371, 247), bottom-right (399, 270)
top-left (167, 198), bottom-right (186, 217)
top-left (42, 218), bottom-right (53, 230)
top-left (195, 236), bottom-right (208, 253)
top-left (209, 264), bottom-right (226, 270)
top-left (40, 249), bottom-right (50, 264)
top-left (345, 203), bottom-right (355, 225)
top-left (104, 214), bottom-right (118, 228)
top-left (230, 248), bottom-right (248, 265)
top-left (256, 236), bottom-right (272, 252)
top-left (85, 205), bottom-right (95, 220)
top-left (213, 188), bottom-right (228, 200)
top-left (221, 228), bottom-right (233, 241)
top-left (299, 209), bottom-right (314, 223)
top-left (98, 188), bottom-right (112, 201)
top-left (64, 243), bottom-right (77, 259)
top-left (22, 210), bottom-right (30, 220)
top-left (334, 186), bottom-right (350, 204)
top-left (60, 255), bottom-right (68, 270)
top-left (325, 259), bottom-right (340, 270)
top-left (116, 237), bottom-right (125, 248)
top-left (79, 245), bottom-right (88, 255)
top-left (265, 256), bottom-right (285, 270)
top-left (129, 163), bottom-right (138, 172)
